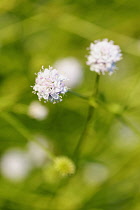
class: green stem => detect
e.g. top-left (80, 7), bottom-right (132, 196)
top-left (0, 111), bottom-right (55, 160)
top-left (68, 90), bottom-right (89, 100)
top-left (92, 73), bottom-right (100, 96)
top-left (73, 74), bottom-right (100, 161)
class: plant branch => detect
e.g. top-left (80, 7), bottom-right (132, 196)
top-left (68, 90), bottom-right (89, 100)
top-left (73, 74), bottom-right (100, 161)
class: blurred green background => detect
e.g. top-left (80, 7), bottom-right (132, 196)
top-left (0, 0), bottom-right (140, 209)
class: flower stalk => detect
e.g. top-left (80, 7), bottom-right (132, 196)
top-left (73, 74), bottom-right (100, 162)
top-left (68, 90), bottom-right (88, 100)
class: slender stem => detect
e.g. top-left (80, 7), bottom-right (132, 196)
top-left (0, 111), bottom-right (55, 160)
top-left (93, 73), bottom-right (100, 96)
top-left (73, 74), bottom-right (100, 161)
top-left (68, 90), bottom-right (89, 100)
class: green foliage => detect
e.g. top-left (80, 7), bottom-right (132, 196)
top-left (0, 0), bottom-right (140, 209)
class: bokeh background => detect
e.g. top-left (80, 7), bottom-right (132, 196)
top-left (0, 0), bottom-right (140, 209)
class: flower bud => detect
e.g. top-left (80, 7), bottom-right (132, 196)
top-left (54, 156), bottom-right (75, 176)
top-left (107, 103), bottom-right (123, 115)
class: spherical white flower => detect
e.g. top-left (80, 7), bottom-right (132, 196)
top-left (113, 124), bottom-right (139, 150)
top-left (28, 101), bottom-right (49, 120)
top-left (86, 39), bottom-right (122, 75)
top-left (0, 149), bottom-right (31, 182)
top-left (27, 135), bottom-right (50, 167)
top-left (32, 66), bottom-right (68, 103)
top-left (83, 163), bottom-right (109, 185)
top-left (54, 57), bottom-right (83, 88)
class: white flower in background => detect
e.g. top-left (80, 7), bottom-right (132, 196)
top-left (83, 163), bottom-right (109, 185)
top-left (54, 57), bottom-right (83, 88)
top-left (113, 124), bottom-right (139, 150)
top-left (27, 135), bottom-right (50, 167)
top-left (28, 101), bottom-right (49, 120)
top-left (0, 149), bottom-right (31, 182)
top-left (32, 66), bottom-right (68, 104)
top-left (86, 39), bottom-right (122, 75)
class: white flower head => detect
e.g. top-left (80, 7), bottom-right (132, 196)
top-left (86, 39), bottom-right (122, 75)
top-left (83, 163), bottom-right (109, 185)
top-left (28, 101), bottom-right (49, 120)
top-left (54, 57), bottom-right (83, 88)
top-left (32, 66), bottom-right (68, 103)
top-left (27, 135), bottom-right (50, 167)
top-left (0, 149), bottom-right (31, 182)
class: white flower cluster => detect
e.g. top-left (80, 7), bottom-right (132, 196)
top-left (86, 39), bottom-right (122, 75)
top-left (28, 101), bottom-right (49, 120)
top-left (0, 136), bottom-right (51, 182)
top-left (32, 66), bottom-right (68, 103)
top-left (0, 149), bottom-right (31, 182)
top-left (54, 57), bottom-right (83, 88)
